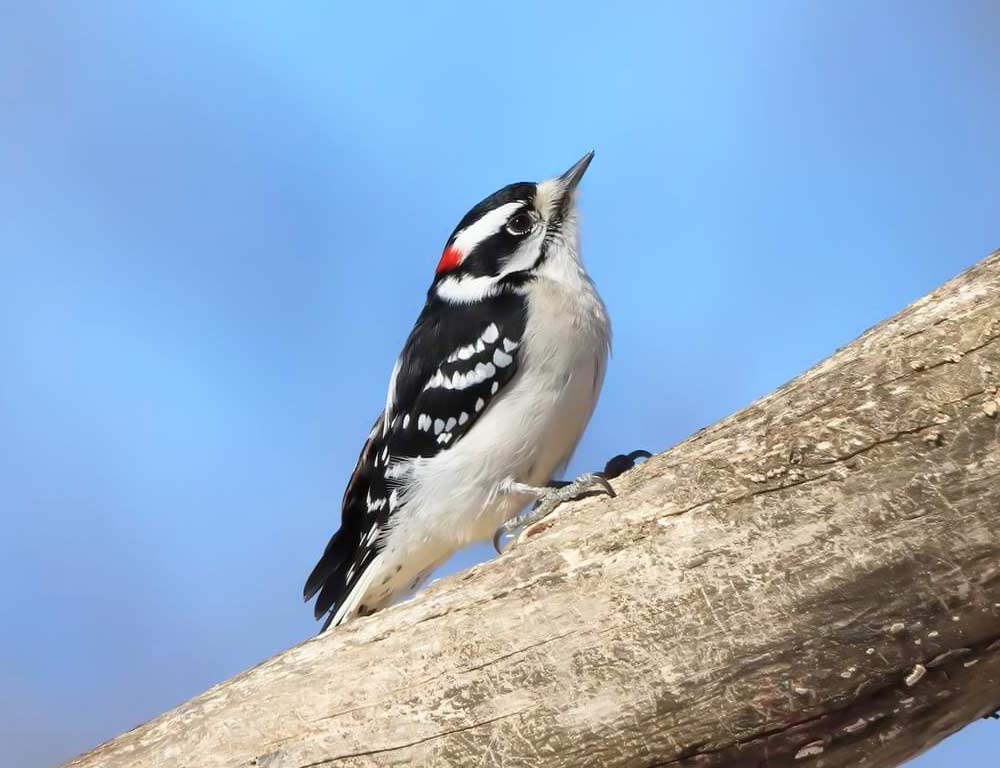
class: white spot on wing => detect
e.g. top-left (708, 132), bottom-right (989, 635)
top-left (491, 381), bottom-right (499, 395)
top-left (423, 370), bottom-right (445, 390)
top-left (434, 418), bottom-right (444, 435)
top-left (475, 398), bottom-right (485, 412)
top-left (402, 413), bottom-right (410, 429)
top-left (493, 348), bottom-right (513, 368)
top-left (458, 411), bottom-right (469, 425)
top-left (447, 342), bottom-right (477, 363)
top-left (482, 323), bottom-right (500, 344)
top-left (445, 416), bottom-right (456, 431)
top-left (475, 362), bottom-right (496, 380)
top-left (502, 338), bottom-right (519, 353)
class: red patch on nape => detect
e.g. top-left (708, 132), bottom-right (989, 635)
top-left (435, 247), bottom-right (463, 275)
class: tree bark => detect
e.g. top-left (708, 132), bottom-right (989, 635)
top-left (66, 252), bottom-right (1000, 768)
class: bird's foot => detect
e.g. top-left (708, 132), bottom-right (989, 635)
top-left (492, 450), bottom-right (651, 554)
top-left (493, 473), bottom-right (615, 553)
top-left (600, 449), bottom-right (653, 479)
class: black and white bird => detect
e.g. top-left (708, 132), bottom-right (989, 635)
top-left (304, 153), bottom-right (616, 630)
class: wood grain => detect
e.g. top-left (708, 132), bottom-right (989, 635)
top-left (65, 251), bottom-right (1000, 768)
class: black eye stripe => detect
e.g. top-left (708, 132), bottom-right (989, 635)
top-left (435, 187), bottom-right (541, 285)
top-left (453, 229), bottom-right (520, 278)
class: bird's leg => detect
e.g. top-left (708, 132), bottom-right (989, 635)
top-left (492, 450), bottom-right (651, 554)
top-left (492, 474), bottom-right (615, 554)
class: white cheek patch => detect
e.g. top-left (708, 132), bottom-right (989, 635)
top-left (497, 230), bottom-right (544, 276)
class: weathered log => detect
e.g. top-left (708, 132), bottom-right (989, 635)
top-left (66, 251), bottom-right (1000, 768)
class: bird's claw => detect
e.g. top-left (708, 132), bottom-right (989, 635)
top-left (602, 449), bottom-right (652, 479)
top-left (492, 450), bottom-right (652, 554)
top-left (493, 472), bottom-right (617, 554)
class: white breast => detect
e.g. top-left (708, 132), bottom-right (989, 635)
top-left (515, 268), bottom-right (611, 486)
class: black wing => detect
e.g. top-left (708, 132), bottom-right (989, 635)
top-left (304, 292), bottom-right (528, 628)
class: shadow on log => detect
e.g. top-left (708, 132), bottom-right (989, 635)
top-left (66, 251), bottom-right (1000, 768)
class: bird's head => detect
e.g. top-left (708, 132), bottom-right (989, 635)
top-left (431, 152), bottom-right (594, 303)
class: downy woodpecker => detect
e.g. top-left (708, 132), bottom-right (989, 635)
top-left (304, 153), bottom-right (614, 630)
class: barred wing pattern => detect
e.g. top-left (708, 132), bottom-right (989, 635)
top-left (304, 292), bottom-right (528, 627)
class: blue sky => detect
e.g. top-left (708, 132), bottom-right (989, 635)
top-left (2, 2), bottom-right (998, 765)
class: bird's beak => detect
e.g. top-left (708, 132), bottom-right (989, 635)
top-left (558, 150), bottom-right (595, 195)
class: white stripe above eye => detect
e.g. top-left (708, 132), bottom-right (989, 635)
top-left (450, 201), bottom-right (524, 258)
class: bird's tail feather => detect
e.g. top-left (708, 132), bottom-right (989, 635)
top-left (321, 555), bottom-right (382, 631)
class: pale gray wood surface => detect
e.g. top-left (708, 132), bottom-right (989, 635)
top-left (65, 252), bottom-right (1000, 768)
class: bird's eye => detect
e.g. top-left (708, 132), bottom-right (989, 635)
top-left (505, 212), bottom-right (535, 237)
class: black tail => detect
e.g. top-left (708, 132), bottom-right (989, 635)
top-left (304, 523), bottom-right (379, 631)
top-left (303, 528), bottom-right (353, 619)
top-left (305, 413), bottom-right (385, 630)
